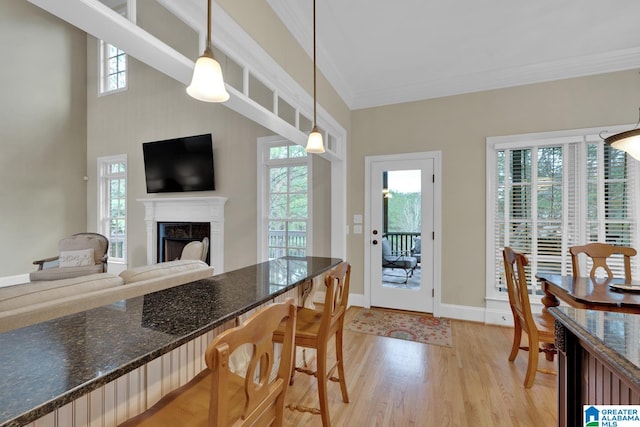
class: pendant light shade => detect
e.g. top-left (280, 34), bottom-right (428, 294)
top-left (305, 0), bottom-right (325, 153)
top-left (306, 126), bottom-right (325, 153)
top-left (186, 0), bottom-right (229, 103)
top-left (187, 47), bottom-right (229, 102)
top-left (605, 127), bottom-right (640, 161)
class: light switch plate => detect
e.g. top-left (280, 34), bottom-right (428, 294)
top-left (353, 214), bottom-right (363, 224)
top-left (354, 225), bottom-right (363, 234)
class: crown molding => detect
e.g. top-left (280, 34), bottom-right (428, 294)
top-left (341, 47), bottom-right (640, 110)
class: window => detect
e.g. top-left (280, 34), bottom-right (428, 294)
top-left (99, 41), bottom-right (127, 94)
top-left (98, 155), bottom-right (127, 264)
top-left (98, 1), bottom-right (130, 95)
top-left (259, 141), bottom-right (311, 260)
top-left (487, 130), bottom-right (639, 300)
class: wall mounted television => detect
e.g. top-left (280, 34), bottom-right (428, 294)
top-left (142, 133), bottom-right (215, 193)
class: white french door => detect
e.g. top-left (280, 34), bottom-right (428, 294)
top-left (365, 152), bottom-right (440, 313)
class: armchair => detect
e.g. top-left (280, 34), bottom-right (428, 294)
top-left (30, 233), bottom-right (109, 281)
top-left (180, 237), bottom-right (209, 262)
top-left (411, 236), bottom-right (422, 264)
top-left (382, 237), bottom-right (417, 284)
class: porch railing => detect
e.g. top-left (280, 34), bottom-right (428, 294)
top-left (268, 230), bottom-right (307, 249)
top-left (383, 232), bottom-right (421, 254)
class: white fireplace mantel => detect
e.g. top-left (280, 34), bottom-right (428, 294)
top-left (138, 196), bottom-right (228, 274)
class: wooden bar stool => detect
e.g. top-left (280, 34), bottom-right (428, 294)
top-left (273, 261), bottom-right (351, 427)
top-left (118, 298), bottom-right (297, 427)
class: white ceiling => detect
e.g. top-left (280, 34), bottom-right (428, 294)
top-left (268, 0), bottom-right (640, 110)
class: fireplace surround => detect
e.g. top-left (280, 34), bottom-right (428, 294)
top-left (138, 196), bottom-right (227, 274)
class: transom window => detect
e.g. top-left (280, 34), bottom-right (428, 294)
top-left (487, 130), bottom-right (639, 300)
top-left (100, 41), bottom-right (127, 94)
top-left (98, 0), bottom-right (130, 95)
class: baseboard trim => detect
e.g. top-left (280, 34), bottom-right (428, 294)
top-left (0, 274), bottom-right (29, 288)
top-left (327, 292), bottom-right (505, 325)
top-left (437, 303), bottom-right (485, 323)
top-left (484, 308), bottom-right (514, 326)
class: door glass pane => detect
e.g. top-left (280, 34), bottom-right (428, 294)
top-left (381, 169), bottom-right (421, 289)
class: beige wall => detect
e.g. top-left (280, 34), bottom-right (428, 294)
top-left (137, 0), bottom-right (197, 61)
top-left (350, 70), bottom-right (640, 307)
top-left (0, 1), bottom-right (87, 277)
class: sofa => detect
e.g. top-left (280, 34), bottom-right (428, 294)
top-left (0, 259), bottom-right (214, 333)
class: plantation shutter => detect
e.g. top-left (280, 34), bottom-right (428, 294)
top-left (490, 135), bottom-right (638, 297)
top-left (536, 145), bottom-right (564, 278)
top-left (494, 150), bottom-right (507, 290)
top-left (580, 139), bottom-right (638, 277)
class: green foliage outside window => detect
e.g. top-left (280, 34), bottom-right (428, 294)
top-left (267, 144), bottom-right (309, 258)
top-left (385, 192), bottom-right (421, 233)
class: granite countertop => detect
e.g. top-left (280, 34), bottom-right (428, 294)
top-left (0, 256), bottom-right (340, 427)
top-left (549, 306), bottom-right (640, 390)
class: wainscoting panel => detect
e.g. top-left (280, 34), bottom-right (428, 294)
top-left (21, 287), bottom-right (302, 427)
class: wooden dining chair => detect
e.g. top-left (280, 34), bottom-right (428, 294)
top-left (273, 261), bottom-right (351, 427)
top-left (502, 247), bottom-right (556, 388)
top-left (118, 298), bottom-right (297, 427)
top-left (569, 242), bottom-right (637, 282)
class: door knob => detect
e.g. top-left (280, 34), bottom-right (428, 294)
top-left (372, 240), bottom-right (378, 245)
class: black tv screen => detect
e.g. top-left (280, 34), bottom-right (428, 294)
top-left (142, 134), bottom-right (215, 193)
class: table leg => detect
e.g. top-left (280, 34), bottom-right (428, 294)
top-left (540, 280), bottom-right (561, 362)
top-left (540, 280), bottom-right (560, 316)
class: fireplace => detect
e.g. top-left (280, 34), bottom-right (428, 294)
top-left (138, 196), bottom-right (227, 274)
top-left (158, 222), bottom-right (210, 263)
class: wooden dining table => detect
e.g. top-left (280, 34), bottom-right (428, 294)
top-left (536, 272), bottom-right (640, 314)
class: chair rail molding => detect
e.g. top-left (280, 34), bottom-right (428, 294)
top-left (138, 196), bottom-right (227, 273)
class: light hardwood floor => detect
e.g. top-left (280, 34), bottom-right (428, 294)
top-left (282, 306), bottom-right (557, 426)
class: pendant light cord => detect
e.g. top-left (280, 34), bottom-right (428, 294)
top-left (313, 0), bottom-right (317, 128)
top-left (206, 0), bottom-right (212, 50)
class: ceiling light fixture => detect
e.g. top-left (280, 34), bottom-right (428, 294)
top-left (604, 71), bottom-right (640, 160)
top-left (604, 107), bottom-right (640, 160)
top-left (305, 0), bottom-right (325, 153)
top-left (186, 0), bottom-right (230, 103)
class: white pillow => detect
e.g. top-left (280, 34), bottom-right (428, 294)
top-left (59, 248), bottom-right (95, 268)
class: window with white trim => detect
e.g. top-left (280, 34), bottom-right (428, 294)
top-left (260, 142), bottom-right (311, 260)
top-left (98, 155), bottom-right (127, 264)
top-left (487, 130), bottom-right (639, 300)
top-left (100, 41), bottom-right (127, 94)
top-left (98, 0), bottom-right (131, 95)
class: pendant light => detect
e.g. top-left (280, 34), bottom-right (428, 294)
top-left (186, 0), bottom-right (230, 103)
top-left (604, 72), bottom-right (640, 160)
top-left (604, 107), bottom-right (640, 160)
top-left (305, 0), bottom-right (325, 153)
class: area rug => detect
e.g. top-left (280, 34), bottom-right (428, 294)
top-left (347, 308), bottom-right (452, 347)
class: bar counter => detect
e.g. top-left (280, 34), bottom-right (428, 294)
top-left (0, 256), bottom-right (340, 427)
top-left (549, 306), bottom-right (640, 426)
